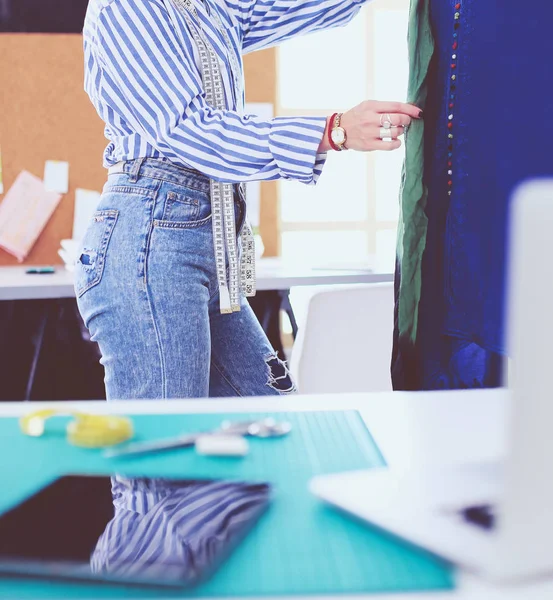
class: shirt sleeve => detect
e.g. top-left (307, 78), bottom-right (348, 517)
top-left (224, 0), bottom-right (369, 54)
top-left (93, 0), bottom-right (327, 184)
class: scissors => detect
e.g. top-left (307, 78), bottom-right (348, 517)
top-left (104, 418), bottom-right (292, 458)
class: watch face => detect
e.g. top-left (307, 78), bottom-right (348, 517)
top-left (331, 127), bottom-right (346, 145)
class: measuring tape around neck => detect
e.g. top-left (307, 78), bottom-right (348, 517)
top-left (172, 0), bottom-right (256, 312)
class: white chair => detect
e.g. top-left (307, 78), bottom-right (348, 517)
top-left (290, 283), bottom-right (395, 394)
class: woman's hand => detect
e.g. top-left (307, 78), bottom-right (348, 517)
top-left (319, 100), bottom-right (422, 153)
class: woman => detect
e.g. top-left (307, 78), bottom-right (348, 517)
top-left (78, 0), bottom-right (421, 401)
top-left (393, 0), bottom-right (551, 390)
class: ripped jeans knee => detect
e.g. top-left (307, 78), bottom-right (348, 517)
top-left (265, 353), bottom-right (297, 394)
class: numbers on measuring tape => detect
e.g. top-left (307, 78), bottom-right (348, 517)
top-left (173, 0), bottom-right (256, 311)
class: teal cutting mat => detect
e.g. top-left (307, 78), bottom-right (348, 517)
top-left (0, 410), bottom-right (453, 598)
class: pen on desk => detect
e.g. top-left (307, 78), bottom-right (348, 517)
top-left (26, 267), bottom-right (56, 275)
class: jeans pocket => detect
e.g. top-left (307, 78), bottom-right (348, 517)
top-left (75, 210), bottom-right (119, 298)
top-left (161, 190), bottom-right (200, 222)
top-left (154, 188), bottom-right (212, 229)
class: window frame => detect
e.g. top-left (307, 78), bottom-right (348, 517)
top-left (276, 0), bottom-right (409, 262)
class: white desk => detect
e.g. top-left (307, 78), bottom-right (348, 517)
top-left (0, 261), bottom-right (393, 301)
top-left (2, 389), bottom-right (552, 599)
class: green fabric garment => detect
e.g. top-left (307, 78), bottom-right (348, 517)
top-left (397, 0), bottom-right (435, 344)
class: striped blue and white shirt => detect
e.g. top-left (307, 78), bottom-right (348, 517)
top-left (91, 477), bottom-right (271, 583)
top-left (83, 0), bottom-right (368, 184)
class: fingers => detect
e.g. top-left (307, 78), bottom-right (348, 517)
top-left (375, 113), bottom-right (412, 127)
top-left (365, 100), bottom-right (422, 119)
top-left (340, 99), bottom-right (416, 153)
top-left (373, 125), bottom-right (405, 139)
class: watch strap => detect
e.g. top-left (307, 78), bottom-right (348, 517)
top-left (328, 112), bottom-right (340, 151)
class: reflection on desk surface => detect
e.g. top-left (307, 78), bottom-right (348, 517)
top-left (0, 474), bottom-right (272, 589)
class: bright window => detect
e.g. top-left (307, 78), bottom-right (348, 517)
top-left (277, 0), bottom-right (410, 270)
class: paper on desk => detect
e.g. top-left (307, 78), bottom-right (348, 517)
top-left (58, 238), bottom-right (81, 271)
top-left (73, 188), bottom-right (101, 243)
top-left (44, 160), bottom-right (69, 194)
top-left (0, 171), bottom-right (62, 262)
top-left (58, 248), bottom-right (75, 271)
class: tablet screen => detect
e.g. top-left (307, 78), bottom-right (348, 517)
top-left (0, 475), bottom-right (271, 588)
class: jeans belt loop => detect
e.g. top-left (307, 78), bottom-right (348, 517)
top-left (128, 158), bottom-right (145, 183)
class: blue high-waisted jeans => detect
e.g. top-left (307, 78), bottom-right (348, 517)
top-left (75, 158), bottom-right (295, 400)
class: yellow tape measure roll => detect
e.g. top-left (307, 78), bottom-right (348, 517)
top-left (20, 409), bottom-right (134, 449)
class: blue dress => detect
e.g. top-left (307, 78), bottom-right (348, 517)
top-left (392, 0), bottom-right (553, 390)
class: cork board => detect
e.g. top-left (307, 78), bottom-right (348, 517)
top-left (0, 34), bottom-right (107, 266)
top-left (0, 35), bottom-right (279, 266)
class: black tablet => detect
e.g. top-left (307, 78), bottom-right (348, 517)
top-left (0, 474), bottom-right (271, 589)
